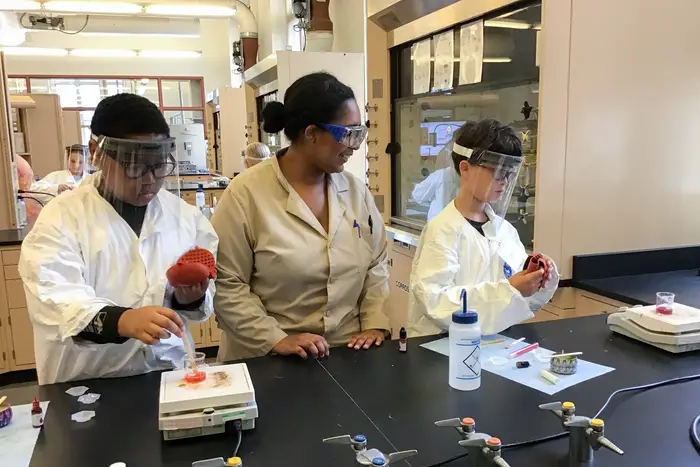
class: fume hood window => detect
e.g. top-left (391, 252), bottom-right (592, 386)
top-left (390, 1), bottom-right (541, 249)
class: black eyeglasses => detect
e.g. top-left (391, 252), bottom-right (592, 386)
top-left (119, 155), bottom-right (177, 179)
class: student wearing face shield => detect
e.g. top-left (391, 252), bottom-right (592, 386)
top-left (212, 72), bottom-right (390, 361)
top-left (33, 145), bottom-right (88, 195)
top-left (408, 119), bottom-right (559, 337)
top-left (19, 93), bottom-right (218, 384)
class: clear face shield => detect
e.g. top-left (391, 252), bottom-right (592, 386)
top-left (66, 145), bottom-right (89, 178)
top-left (95, 136), bottom-right (178, 207)
top-left (452, 141), bottom-right (523, 232)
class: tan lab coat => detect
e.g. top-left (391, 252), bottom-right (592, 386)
top-left (212, 155), bottom-right (390, 361)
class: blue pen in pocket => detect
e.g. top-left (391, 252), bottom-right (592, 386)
top-left (353, 219), bottom-right (362, 238)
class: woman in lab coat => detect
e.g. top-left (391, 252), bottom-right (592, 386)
top-left (19, 93), bottom-right (218, 384)
top-left (212, 72), bottom-right (391, 361)
top-left (408, 119), bottom-right (559, 337)
top-left (34, 144), bottom-right (87, 194)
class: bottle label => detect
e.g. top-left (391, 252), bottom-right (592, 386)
top-left (455, 338), bottom-right (481, 380)
top-left (32, 413), bottom-right (44, 427)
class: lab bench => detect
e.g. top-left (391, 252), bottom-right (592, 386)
top-left (11, 315), bottom-right (700, 467)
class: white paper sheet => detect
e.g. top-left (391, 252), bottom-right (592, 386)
top-left (459, 20), bottom-right (484, 86)
top-left (412, 38), bottom-right (432, 94)
top-left (432, 31), bottom-right (454, 92)
top-left (0, 401), bottom-right (50, 467)
top-left (420, 336), bottom-right (615, 395)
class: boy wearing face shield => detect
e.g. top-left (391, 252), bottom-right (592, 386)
top-left (33, 144), bottom-right (88, 195)
top-left (19, 93), bottom-right (218, 385)
top-left (408, 119), bottom-right (559, 337)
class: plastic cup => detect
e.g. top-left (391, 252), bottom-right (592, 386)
top-left (656, 292), bottom-right (674, 315)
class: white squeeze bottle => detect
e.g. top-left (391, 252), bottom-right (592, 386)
top-left (195, 184), bottom-right (206, 208)
top-left (449, 289), bottom-right (481, 391)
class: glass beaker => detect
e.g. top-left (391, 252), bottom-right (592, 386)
top-left (656, 292), bottom-right (675, 315)
top-left (182, 351), bottom-right (207, 383)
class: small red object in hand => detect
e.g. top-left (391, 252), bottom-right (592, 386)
top-left (166, 247), bottom-right (217, 287)
top-left (525, 253), bottom-right (550, 288)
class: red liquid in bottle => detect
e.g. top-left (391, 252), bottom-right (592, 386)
top-left (184, 370), bottom-right (207, 383)
top-left (656, 305), bottom-right (673, 315)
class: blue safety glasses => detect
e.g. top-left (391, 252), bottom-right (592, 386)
top-left (320, 124), bottom-right (368, 150)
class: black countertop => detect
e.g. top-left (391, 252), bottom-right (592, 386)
top-left (575, 269), bottom-right (700, 308)
top-left (0, 228), bottom-right (27, 246)
top-left (16, 315), bottom-right (700, 467)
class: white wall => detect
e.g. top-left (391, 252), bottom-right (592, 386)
top-left (536, 0), bottom-right (700, 278)
top-left (5, 17), bottom-right (239, 95)
top-left (251, 0), bottom-right (367, 57)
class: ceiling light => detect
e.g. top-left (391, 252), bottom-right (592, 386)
top-left (484, 19), bottom-right (532, 29)
top-left (2, 47), bottom-right (68, 56)
top-left (80, 32), bottom-right (200, 38)
top-left (483, 57), bottom-right (512, 63)
top-left (70, 49), bottom-right (137, 57)
top-left (0, 1), bottom-right (41, 10)
top-left (145, 4), bottom-right (236, 16)
top-left (139, 50), bottom-right (201, 59)
top-left (44, 1), bottom-right (143, 14)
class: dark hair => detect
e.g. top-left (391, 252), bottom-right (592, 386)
top-left (262, 72), bottom-right (355, 142)
top-left (91, 93), bottom-right (170, 139)
top-left (451, 119), bottom-right (522, 173)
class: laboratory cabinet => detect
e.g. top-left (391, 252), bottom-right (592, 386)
top-left (0, 246), bottom-right (35, 371)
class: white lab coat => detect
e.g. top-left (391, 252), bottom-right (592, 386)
top-left (411, 167), bottom-right (459, 221)
top-left (408, 201), bottom-right (559, 337)
top-left (32, 170), bottom-right (83, 195)
top-left (19, 184), bottom-right (218, 384)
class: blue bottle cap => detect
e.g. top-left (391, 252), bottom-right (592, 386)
top-left (452, 310), bottom-right (478, 324)
top-left (353, 434), bottom-right (367, 443)
top-left (372, 458), bottom-right (385, 466)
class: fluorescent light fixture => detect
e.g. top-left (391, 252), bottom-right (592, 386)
top-left (484, 19), bottom-right (532, 29)
top-left (139, 50), bottom-right (201, 59)
top-left (44, 1), bottom-right (143, 14)
top-left (2, 47), bottom-right (68, 56)
top-left (80, 32), bottom-right (200, 38)
top-left (70, 49), bottom-right (137, 57)
top-left (26, 30), bottom-right (199, 38)
top-left (483, 57), bottom-right (512, 63)
top-left (0, 1), bottom-right (41, 10)
top-left (145, 4), bottom-right (236, 16)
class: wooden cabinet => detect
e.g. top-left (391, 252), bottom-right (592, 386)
top-left (8, 307), bottom-right (34, 368)
top-left (0, 316), bottom-right (8, 374)
top-left (0, 247), bottom-right (35, 370)
top-left (206, 315), bottom-right (222, 346)
top-left (189, 321), bottom-right (205, 348)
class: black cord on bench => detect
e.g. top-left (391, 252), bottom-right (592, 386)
top-left (422, 372), bottom-right (700, 467)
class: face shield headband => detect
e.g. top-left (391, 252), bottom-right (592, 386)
top-left (321, 124), bottom-right (368, 150)
top-left (97, 136), bottom-right (177, 179)
top-left (452, 142), bottom-right (523, 181)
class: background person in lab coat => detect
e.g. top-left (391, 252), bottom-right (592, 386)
top-left (19, 93), bottom-right (218, 384)
top-left (34, 144), bottom-right (87, 194)
top-left (212, 72), bottom-right (391, 361)
top-left (408, 119), bottom-right (559, 337)
top-left (243, 142), bottom-right (271, 168)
